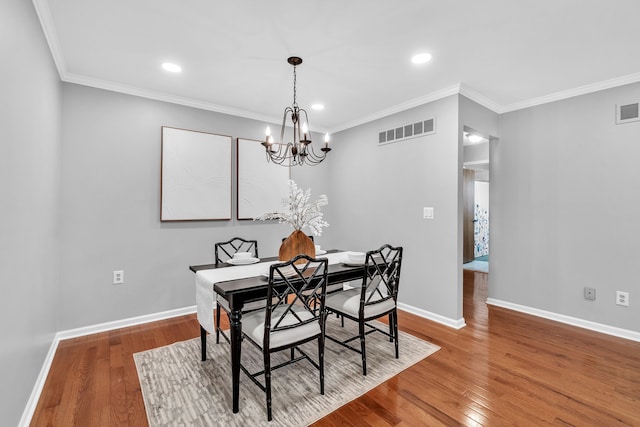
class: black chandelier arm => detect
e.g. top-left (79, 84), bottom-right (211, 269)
top-left (280, 106), bottom-right (294, 145)
top-left (264, 142), bottom-right (293, 166)
top-left (264, 141), bottom-right (329, 166)
top-left (301, 143), bottom-right (330, 164)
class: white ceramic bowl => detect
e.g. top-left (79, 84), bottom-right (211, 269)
top-left (347, 251), bottom-right (365, 264)
top-left (233, 251), bottom-right (252, 260)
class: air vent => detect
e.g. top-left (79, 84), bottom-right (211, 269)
top-left (378, 117), bottom-right (436, 145)
top-left (616, 102), bottom-right (640, 124)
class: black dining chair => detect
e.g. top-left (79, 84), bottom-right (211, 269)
top-left (215, 237), bottom-right (258, 264)
top-left (324, 244), bottom-right (403, 375)
top-left (240, 254), bottom-right (328, 421)
top-left (214, 237), bottom-right (261, 344)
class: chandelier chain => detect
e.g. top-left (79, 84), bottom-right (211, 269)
top-left (292, 64), bottom-right (297, 107)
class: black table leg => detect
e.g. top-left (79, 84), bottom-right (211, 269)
top-left (229, 307), bottom-right (243, 413)
top-left (200, 325), bottom-right (207, 361)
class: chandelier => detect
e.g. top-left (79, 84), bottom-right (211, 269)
top-left (262, 57), bottom-right (331, 166)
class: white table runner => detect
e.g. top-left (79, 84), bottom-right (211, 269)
top-left (196, 252), bottom-right (349, 334)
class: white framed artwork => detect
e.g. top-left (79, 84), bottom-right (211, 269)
top-left (161, 126), bottom-right (232, 221)
top-left (237, 137), bottom-right (290, 220)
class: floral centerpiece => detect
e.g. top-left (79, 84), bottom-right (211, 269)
top-left (255, 180), bottom-right (329, 260)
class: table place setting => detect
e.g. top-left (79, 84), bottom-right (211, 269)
top-left (340, 251), bottom-right (366, 266)
top-left (225, 251), bottom-right (260, 265)
top-left (314, 244), bottom-right (327, 255)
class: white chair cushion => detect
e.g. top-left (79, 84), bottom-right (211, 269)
top-left (325, 289), bottom-right (395, 319)
top-left (243, 305), bottom-right (320, 349)
top-left (326, 283), bottom-right (345, 294)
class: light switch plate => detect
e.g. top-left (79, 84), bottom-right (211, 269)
top-left (423, 207), bottom-right (434, 219)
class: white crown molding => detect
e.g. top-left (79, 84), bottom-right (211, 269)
top-left (328, 84), bottom-right (462, 134)
top-left (62, 72), bottom-right (283, 126)
top-left (458, 84), bottom-right (502, 113)
top-left (463, 160), bottom-right (489, 166)
top-left (32, 0), bottom-right (65, 79)
top-left (32, 0), bottom-right (640, 132)
top-left (486, 298), bottom-right (640, 342)
top-left (500, 72), bottom-right (640, 113)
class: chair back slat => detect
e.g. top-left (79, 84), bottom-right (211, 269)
top-left (265, 255), bottom-right (328, 341)
top-left (214, 237), bottom-right (259, 264)
top-left (360, 244), bottom-right (403, 309)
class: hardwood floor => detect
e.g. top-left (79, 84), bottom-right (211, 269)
top-left (31, 270), bottom-right (640, 426)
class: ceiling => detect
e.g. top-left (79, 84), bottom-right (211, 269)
top-left (34, 0), bottom-right (640, 133)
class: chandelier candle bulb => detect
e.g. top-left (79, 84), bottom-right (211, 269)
top-left (263, 126), bottom-right (275, 151)
top-left (323, 133), bottom-right (330, 150)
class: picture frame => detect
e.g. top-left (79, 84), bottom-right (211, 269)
top-left (161, 126), bottom-right (232, 221)
top-left (236, 137), bottom-right (290, 220)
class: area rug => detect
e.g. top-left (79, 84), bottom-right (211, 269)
top-left (134, 315), bottom-right (440, 426)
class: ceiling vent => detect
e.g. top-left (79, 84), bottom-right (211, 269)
top-left (616, 102), bottom-right (639, 125)
top-left (378, 117), bottom-right (436, 145)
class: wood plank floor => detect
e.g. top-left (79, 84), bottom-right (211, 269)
top-left (31, 270), bottom-right (640, 426)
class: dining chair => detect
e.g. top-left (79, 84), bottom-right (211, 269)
top-left (240, 254), bottom-right (328, 421)
top-left (324, 244), bottom-right (403, 375)
top-left (214, 237), bottom-right (261, 344)
top-left (215, 237), bottom-right (258, 264)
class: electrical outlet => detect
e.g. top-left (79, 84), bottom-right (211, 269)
top-left (616, 291), bottom-right (629, 307)
top-left (113, 270), bottom-right (124, 285)
top-left (584, 287), bottom-right (596, 301)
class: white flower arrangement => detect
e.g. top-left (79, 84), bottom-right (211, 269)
top-left (255, 180), bottom-right (329, 236)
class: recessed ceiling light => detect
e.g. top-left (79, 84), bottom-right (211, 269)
top-left (311, 104), bottom-right (325, 110)
top-left (411, 53), bottom-right (432, 64)
top-left (467, 134), bottom-right (484, 143)
top-left (162, 62), bottom-right (182, 73)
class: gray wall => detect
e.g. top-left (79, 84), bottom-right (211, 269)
top-left (58, 83), bottom-right (331, 330)
top-left (491, 83), bottom-right (640, 332)
top-left (0, 0), bottom-right (61, 424)
top-left (327, 95), bottom-right (464, 322)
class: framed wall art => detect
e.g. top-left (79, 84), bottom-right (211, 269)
top-left (161, 126), bottom-right (231, 221)
top-left (236, 137), bottom-right (290, 220)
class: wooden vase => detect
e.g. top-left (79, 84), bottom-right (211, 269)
top-left (279, 229), bottom-right (316, 263)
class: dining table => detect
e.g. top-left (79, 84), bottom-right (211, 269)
top-left (189, 249), bottom-right (366, 414)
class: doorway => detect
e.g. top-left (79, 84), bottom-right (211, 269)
top-left (462, 129), bottom-right (489, 273)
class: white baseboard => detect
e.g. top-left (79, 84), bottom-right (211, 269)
top-left (20, 298), bottom-right (638, 426)
top-left (18, 332), bottom-right (60, 427)
top-left (19, 305), bottom-right (197, 427)
top-left (486, 298), bottom-right (640, 342)
top-left (55, 305), bottom-right (196, 341)
top-left (20, 302), bottom-right (465, 426)
top-left (398, 302), bottom-right (466, 329)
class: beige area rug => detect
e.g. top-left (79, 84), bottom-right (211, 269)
top-left (134, 315), bottom-right (440, 426)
